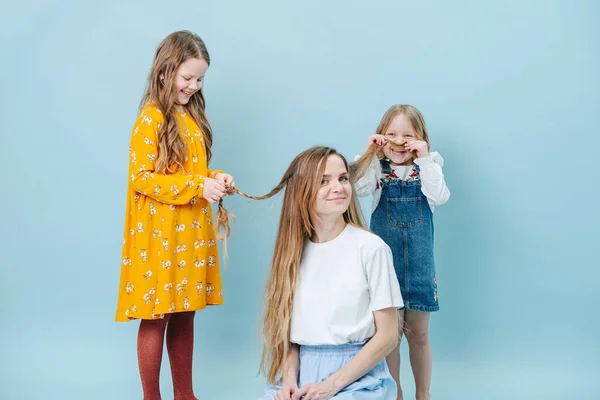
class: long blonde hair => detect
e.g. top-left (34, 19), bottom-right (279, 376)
top-left (351, 104), bottom-right (430, 181)
top-left (140, 30), bottom-right (213, 173)
top-left (234, 146), bottom-right (365, 384)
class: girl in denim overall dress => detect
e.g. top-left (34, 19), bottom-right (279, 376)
top-left (353, 105), bottom-right (450, 400)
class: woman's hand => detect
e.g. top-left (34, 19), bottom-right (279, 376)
top-left (291, 380), bottom-right (338, 400)
top-left (275, 382), bottom-right (299, 400)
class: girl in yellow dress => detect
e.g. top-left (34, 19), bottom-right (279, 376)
top-left (115, 30), bottom-right (235, 400)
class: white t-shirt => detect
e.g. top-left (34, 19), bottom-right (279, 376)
top-left (290, 224), bottom-right (404, 345)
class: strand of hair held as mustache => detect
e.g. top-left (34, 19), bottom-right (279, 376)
top-left (213, 141), bottom-right (408, 268)
top-left (349, 140), bottom-right (414, 184)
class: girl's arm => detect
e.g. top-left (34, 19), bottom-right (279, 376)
top-left (128, 108), bottom-right (222, 205)
top-left (353, 154), bottom-right (381, 197)
top-left (415, 152), bottom-right (450, 206)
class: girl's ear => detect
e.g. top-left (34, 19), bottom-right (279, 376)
top-left (160, 74), bottom-right (165, 81)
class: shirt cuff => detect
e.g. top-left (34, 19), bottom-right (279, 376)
top-left (414, 151), bottom-right (444, 167)
top-left (210, 169), bottom-right (225, 179)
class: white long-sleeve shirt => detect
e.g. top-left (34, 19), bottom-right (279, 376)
top-left (354, 151), bottom-right (450, 213)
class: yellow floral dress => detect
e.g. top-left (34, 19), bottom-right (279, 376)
top-left (115, 103), bottom-right (224, 322)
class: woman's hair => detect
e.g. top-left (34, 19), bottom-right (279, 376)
top-left (140, 30), bottom-right (213, 173)
top-left (225, 146), bottom-right (365, 384)
top-left (350, 104), bottom-right (430, 181)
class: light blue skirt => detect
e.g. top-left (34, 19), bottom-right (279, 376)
top-left (258, 341), bottom-right (397, 399)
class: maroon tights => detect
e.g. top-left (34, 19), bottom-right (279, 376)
top-left (137, 311), bottom-right (197, 400)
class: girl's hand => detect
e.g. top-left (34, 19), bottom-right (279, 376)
top-left (404, 139), bottom-right (429, 158)
top-left (276, 382), bottom-right (299, 400)
top-left (215, 173), bottom-right (236, 195)
top-left (291, 380), bottom-right (337, 400)
top-left (202, 178), bottom-right (226, 204)
top-left (365, 134), bottom-right (387, 152)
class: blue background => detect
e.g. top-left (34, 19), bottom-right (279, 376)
top-left (1, 1), bottom-right (599, 399)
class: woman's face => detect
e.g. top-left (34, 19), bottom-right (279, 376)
top-left (313, 155), bottom-right (352, 219)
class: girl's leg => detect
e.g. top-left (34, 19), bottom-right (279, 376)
top-left (138, 315), bottom-right (172, 400)
top-left (166, 311), bottom-right (197, 400)
top-left (385, 310), bottom-right (405, 400)
top-left (405, 311), bottom-right (431, 400)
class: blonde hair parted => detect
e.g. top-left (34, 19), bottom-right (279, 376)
top-left (238, 146), bottom-right (365, 384)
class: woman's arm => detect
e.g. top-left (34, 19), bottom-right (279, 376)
top-left (282, 343), bottom-right (300, 386)
top-left (327, 307), bottom-right (398, 392)
top-left (291, 308), bottom-right (398, 399)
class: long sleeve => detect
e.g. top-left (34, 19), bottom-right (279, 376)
top-left (207, 168), bottom-right (224, 179)
top-left (414, 152), bottom-right (450, 207)
top-left (353, 154), bottom-right (382, 197)
top-left (128, 107), bottom-right (206, 205)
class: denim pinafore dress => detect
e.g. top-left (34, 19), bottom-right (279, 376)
top-left (370, 159), bottom-right (439, 312)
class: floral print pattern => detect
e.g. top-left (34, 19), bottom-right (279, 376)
top-left (115, 104), bottom-right (225, 322)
